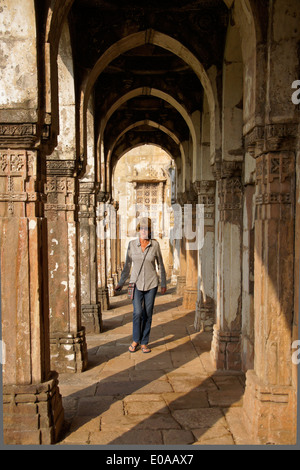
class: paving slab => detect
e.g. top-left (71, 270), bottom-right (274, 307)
top-left (162, 391), bottom-right (210, 410)
top-left (58, 289), bottom-right (251, 447)
top-left (89, 430), bottom-right (164, 446)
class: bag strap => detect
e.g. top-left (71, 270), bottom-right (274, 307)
top-left (134, 245), bottom-right (150, 283)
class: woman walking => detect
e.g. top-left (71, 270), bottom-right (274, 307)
top-left (115, 217), bottom-right (167, 353)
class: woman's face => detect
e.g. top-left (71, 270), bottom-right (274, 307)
top-left (139, 226), bottom-right (149, 240)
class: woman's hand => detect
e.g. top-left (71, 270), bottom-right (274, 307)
top-left (115, 284), bottom-right (122, 293)
top-left (161, 287), bottom-right (167, 295)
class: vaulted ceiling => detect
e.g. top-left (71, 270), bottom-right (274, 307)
top-left (68, 0), bottom-right (229, 167)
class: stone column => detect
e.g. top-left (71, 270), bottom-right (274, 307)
top-left (175, 201), bottom-right (186, 296)
top-left (182, 192), bottom-right (199, 309)
top-left (0, 138), bottom-right (64, 444)
top-left (243, 124), bottom-right (298, 445)
top-left (171, 238), bottom-right (180, 286)
top-left (45, 160), bottom-right (88, 373)
top-left (211, 162), bottom-right (243, 370)
top-left (106, 199), bottom-right (118, 297)
top-left (111, 201), bottom-right (120, 288)
top-left (193, 180), bottom-right (216, 332)
top-left (116, 203), bottom-right (122, 282)
top-left (97, 191), bottom-right (110, 311)
top-left (78, 182), bottom-right (102, 333)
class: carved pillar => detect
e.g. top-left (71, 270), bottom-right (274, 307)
top-left (175, 197), bottom-right (186, 295)
top-left (111, 201), bottom-right (119, 289)
top-left (105, 197), bottom-right (118, 298)
top-left (116, 202), bottom-right (122, 282)
top-left (170, 206), bottom-right (180, 286)
top-left (45, 160), bottom-right (88, 373)
top-left (182, 190), bottom-right (198, 309)
top-left (193, 180), bottom-right (216, 332)
top-left (106, 202), bottom-right (114, 298)
top-left (78, 182), bottom-right (102, 334)
top-left (0, 128), bottom-right (64, 444)
top-left (97, 191), bottom-right (110, 311)
top-left (211, 162), bottom-right (243, 371)
top-left (171, 238), bottom-right (180, 286)
top-left (243, 124), bottom-right (298, 445)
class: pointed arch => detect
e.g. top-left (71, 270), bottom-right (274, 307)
top-left (106, 119), bottom-right (186, 194)
top-left (98, 87), bottom-right (193, 190)
top-left (81, 30), bottom-right (217, 164)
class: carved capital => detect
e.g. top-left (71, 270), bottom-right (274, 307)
top-left (193, 180), bottom-right (215, 195)
top-left (44, 175), bottom-right (77, 216)
top-left (0, 149), bottom-right (44, 216)
top-left (0, 123), bottom-right (38, 148)
top-left (97, 191), bottom-right (110, 203)
top-left (245, 123), bottom-right (299, 157)
top-left (46, 159), bottom-right (77, 177)
top-left (212, 161), bottom-right (242, 180)
top-left (255, 152), bottom-right (295, 219)
top-left (218, 176), bottom-right (243, 223)
top-left (193, 180), bottom-right (216, 209)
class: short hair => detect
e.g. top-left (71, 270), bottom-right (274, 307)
top-left (136, 217), bottom-right (152, 238)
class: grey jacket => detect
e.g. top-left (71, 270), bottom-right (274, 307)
top-left (119, 238), bottom-right (166, 291)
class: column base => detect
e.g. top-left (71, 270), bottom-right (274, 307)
top-left (50, 327), bottom-right (88, 373)
top-left (171, 273), bottom-right (178, 286)
top-left (112, 273), bottom-right (119, 287)
top-left (117, 267), bottom-right (122, 282)
top-left (243, 370), bottom-right (297, 445)
top-left (107, 277), bottom-right (115, 297)
top-left (81, 304), bottom-right (102, 334)
top-left (3, 372), bottom-right (64, 445)
top-left (98, 286), bottom-right (110, 311)
top-left (182, 288), bottom-right (198, 309)
top-left (176, 276), bottom-right (186, 295)
top-left (211, 325), bottom-right (241, 371)
top-left (194, 297), bottom-right (215, 332)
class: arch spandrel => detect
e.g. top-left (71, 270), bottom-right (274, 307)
top-left (0, 0), bottom-right (38, 123)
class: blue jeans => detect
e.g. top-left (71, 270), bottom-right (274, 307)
top-left (132, 286), bottom-right (158, 345)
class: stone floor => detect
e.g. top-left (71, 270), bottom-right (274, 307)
top-left (57, 286), bottom-right (254, 447)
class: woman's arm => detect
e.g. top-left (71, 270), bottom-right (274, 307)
top-left (156, 242), bottom-right (167, 294)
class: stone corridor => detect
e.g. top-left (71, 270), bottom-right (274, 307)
top-left (1, 0), bottom-right (299, 447)
top-left (58, 285), bottom-right (250, 446)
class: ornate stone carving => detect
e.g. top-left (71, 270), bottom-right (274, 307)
top-left (0, 149), bottom-right (44, 216)
top-left (46, 159), bottom-right (77, 176)
top-left (243, 149), bottom-right (296, 444)
top-left (218, 176), bottom-right (243, 224)
top-left (255, 152), bottom-right (294, 220)
top-left (245, 123), bottom-right (299, 157)
top-left (50, 328), bottom-right (88, 374)
top-left (44, 176), bottom-right (76, 215)
top-left (3, 372), bottom-right (64, 445)
top-left (193, 180), bottom-right (216, 220)
top-left (0, 123), bottom-right (37, 148)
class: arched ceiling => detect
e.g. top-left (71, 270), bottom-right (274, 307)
top-left (68, 0), bottom-right (229, 171)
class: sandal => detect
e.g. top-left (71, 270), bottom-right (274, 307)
top-left (129, 342), bottom-right (139, 353)
top-left (141, 345), bottom-right (151, 354)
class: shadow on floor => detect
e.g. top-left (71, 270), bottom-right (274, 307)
top-left (57, 286), bottom-right (248, 446)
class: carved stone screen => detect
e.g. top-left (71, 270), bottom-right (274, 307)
top-left (136, 182), bottom-right (159, 209)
